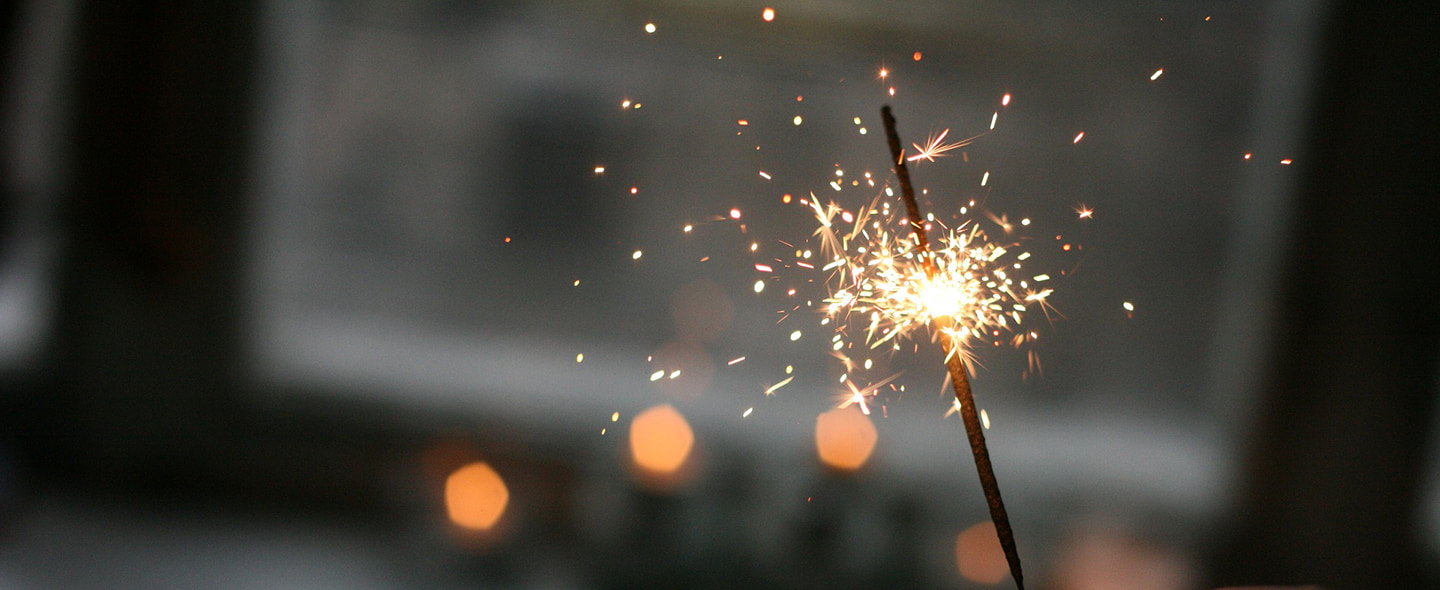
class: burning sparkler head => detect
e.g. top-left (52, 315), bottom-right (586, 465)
top-left (917, 275), bottom-right (967, 319)
top-left (812, 201), bottom-right (1043, 367)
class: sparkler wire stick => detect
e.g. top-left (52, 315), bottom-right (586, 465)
top-left (881, 105), bottom-right (1025, 590)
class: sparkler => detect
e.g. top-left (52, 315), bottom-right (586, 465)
top-left (880, 105), bottom-right (1027, 590)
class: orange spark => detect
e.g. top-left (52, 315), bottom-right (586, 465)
top-left (905, 128), bottom-right (975, 163)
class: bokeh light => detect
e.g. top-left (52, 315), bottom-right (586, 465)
top-left (814, 406), bottom-right (877, 471)
top-left (445, 462), bottom-right (509, 531)
top-left (630, 404), bottom-right (695, 474)
top-left (955, 521), bottom-right (1008, 584)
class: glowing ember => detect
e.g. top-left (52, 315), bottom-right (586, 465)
top-left (761, 7), bottom-right (775, 21)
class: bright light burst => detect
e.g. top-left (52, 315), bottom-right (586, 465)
top-left (905, 128), bottom-right (977, 163)
top-left (804, 193), bottom-right (1052, 402)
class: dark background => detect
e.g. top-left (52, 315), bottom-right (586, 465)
top-left (0, 1), bottom-right (1437, 588)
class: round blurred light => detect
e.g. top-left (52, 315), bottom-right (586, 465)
top-left (815, 407), bottom-right (877, 471)
top-left (956, 521), bottom-right (1008, 584)
top-left (630, 404), bottom-right (694, 474)
top-left (445, 462), bottom-right (509, 531)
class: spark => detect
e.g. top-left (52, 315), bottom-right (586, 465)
top-left (759, 171), bottom-right (772, 180)
top-left (611, 412), bottom-right (620, 422)
top-left (906, 128), bottom-right (977, 163)
top-left (1075, 204), bottom-right (1094, 219)
top-left (1123, 301), bottom-right (1134, 311)
top-left (728, 356), bottom-right (746, 365)
top-left (754, 280), bottom-right (765, 293)
top-left (981, 409), bottom-right (991, 429)
top-left (764, 376), bottom-right (794, 395)
top-left (806, 193), bottom-right (1049, 383)
top-left (755, 264), bottom-right (774, 272)
top-left (576, 353), bottom-right (584, 363)
top-left (644, 22), bottom-right (656, 34)
top-left (743, 407), bottom-right (754, 417)
top-left (1072, 131), bottom-right (1085, 144)
top-left (1280, 158), bottom-right (1293, 165)
top-left (632, 250), bottom-right (643, 260)
top-left (650, 370), bottom-right (664, 381)
top-left (1150, 68), bottom-right (1164, 81)
top-left (762, 7), bottom-right (775, 21)
top-left (594, 166), bottom-right (606, 175)
top-left (793, 115), bottom-right (803, 126)
top-left (1001, 93), bottom-right (1011, 106)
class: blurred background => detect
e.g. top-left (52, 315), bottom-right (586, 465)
top-left (1, 1), bottom-right (1437, 588)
